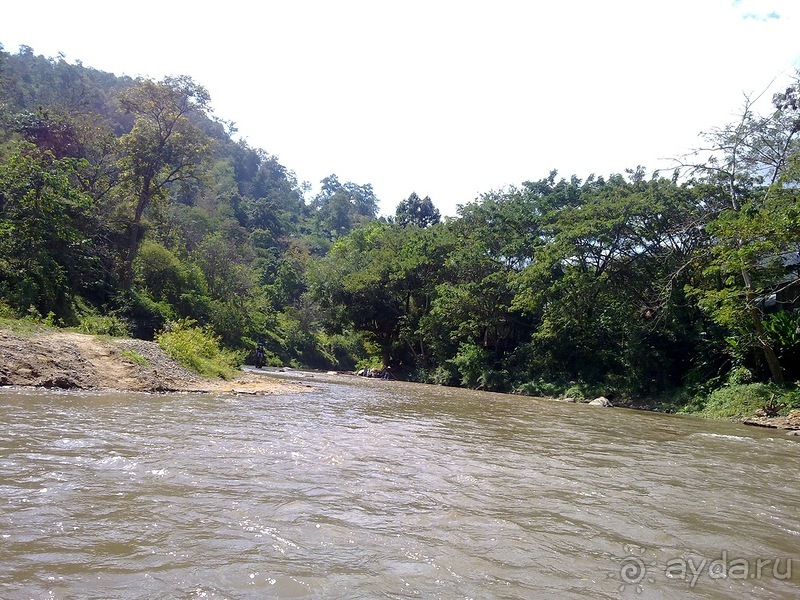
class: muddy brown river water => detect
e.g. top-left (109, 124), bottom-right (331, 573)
top-left (0, 369), bottom-right (797, 599)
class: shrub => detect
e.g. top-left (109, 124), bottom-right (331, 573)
top-left (563, 385), bottom-right (586, 400)
top-left (431, 364), bottom-right (459, 386)
top-left (78, 314), bottom-right (130, 337)
top-left (156, 318), bottom-right (243, 379)
top-left (701, 383), bottom-right (774, 420)
top-left (514, 378), bottom-right (564, 398)
top-left (120, 349), bottom-right (148, 366)
top-left (318, 330), bottom-right (365, 370)
top-left (0, 299), bottom-right (16, 319)
top-left (452, 343), bottom-right (490, 389)
top-left (116, 289), bottom-right (175, 340)
top-left (781, 386), bottom-right (800, 410)
top-left (726, 366), bottom-right (753, 385)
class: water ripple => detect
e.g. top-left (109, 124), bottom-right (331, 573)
top-left (0, 382), bottom-right (798, 599)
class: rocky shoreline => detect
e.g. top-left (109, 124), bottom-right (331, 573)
top-left (741, 411), bottom-right (800, 433)
top-left (0, 328), bottom-right (310, 395)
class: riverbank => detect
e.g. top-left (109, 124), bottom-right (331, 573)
top-left (614, 394), bottom-right (800, 430)
top-left (2, 326), bottom-right (799, 431)
top-left (0, 327), bottom-right (311, 395)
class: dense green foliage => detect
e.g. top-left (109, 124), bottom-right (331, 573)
top-left (2, 43), bottom-right (800, 417)
top-left (0, 43), bottom-right (369, 368)
top-left (156, 318), bottom-right (242, 379)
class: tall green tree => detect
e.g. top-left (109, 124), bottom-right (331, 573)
top-left (679, 85), bottom-right (800, 383)
top-left (417, 187), bottom-right (549, 388)
top-left (0, 144), bottom-right (95, 318)
top-left (307, 221), bottom-right (407, 365)
top-left (505, 172), bottom-right (709, 391)
top-left (116, 75), bottom-right (212, 288)
top-left (395, 192), bottom-right (441, 228)
top-left (309, 174), bottom-right (379, 239)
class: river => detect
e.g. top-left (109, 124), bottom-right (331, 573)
top-left (0, 370), bottom-right (797, 599)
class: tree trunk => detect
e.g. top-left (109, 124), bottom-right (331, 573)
top-left (121, 184), bottom-right (151, 290)
top-left (120, 222), bottom-right (140, 291)
top-left (743, 271), bottom-right (784, 384)
top-left (750, 305), bottom-right (784, 383)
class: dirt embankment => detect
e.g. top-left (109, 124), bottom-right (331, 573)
top-left (0, 329), bottom-right (310, 395)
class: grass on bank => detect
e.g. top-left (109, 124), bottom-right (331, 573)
top-left (5, 299), bottom-right (800, 413)
top-left (1, 302), bottom-right (243, 380)
top-left (695, 382), bottom-right (800, 420)
top-left (155, 318), bottom-right (243, 380)
top-left (630, 379), bottom-right (800, 420)
top-left (119, 349), bottom-right (149, 366)
top-left (0, 302), bottom-right (54, 335)
top-left (510, 370), bottom-right (800, 421)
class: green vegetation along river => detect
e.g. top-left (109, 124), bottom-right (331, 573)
top-left (0, 371), bottom-right (797, 599)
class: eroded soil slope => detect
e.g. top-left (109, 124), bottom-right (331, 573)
top-left (0, 329), bottom-right (308, 395)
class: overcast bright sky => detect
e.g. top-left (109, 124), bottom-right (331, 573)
top-left (2, 0), bottom-right (799, 216)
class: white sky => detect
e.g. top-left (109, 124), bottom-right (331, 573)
top-left (2, 0), bottom-right (799, 216)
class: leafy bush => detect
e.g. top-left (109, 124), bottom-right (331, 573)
top-left (726, 366), bottom-right (753, 385)
top-left (701, 383), bottom-right (775, 420)
top-left (116, 289), bottom-right (175, 340)
top-left (655, 388), bottom-right (706, 414)
top-left (452, 343), bottom-right (491, 389)
top-left (478, 368), bottom-right (511, 392)
top-left (514, 378), bottom-right (564, 398)
top-left (0, 299), bottom-right (15, 319)
top-left (120, 349), bottom-right (148, 366)
top-left (156, 318), bottom-right (243, 379)
top-left (763, 311), bottom-right (800, 349)
top-left (133, 240), bottom-right (188, 304)
top-left (563, 385), bottom-right (586, 400)
top-left (317, 330), bottom-right (365, 370)
top-left (431, 364), bottom-right (459, 386)
top-left (23, 306), bottom-right (60, 326)
top-left (781, 387), bottom-right (800, 411)
top-left (78, 314), bottom-right (130, 337)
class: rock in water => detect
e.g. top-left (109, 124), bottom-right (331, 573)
top-left (588, 396), bottom-right (613, 407)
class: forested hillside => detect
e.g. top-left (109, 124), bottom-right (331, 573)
top-left (2, 43), bottom-right (800, 415)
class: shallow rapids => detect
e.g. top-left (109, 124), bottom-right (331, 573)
top-left (1, 370), bottom-right (797, 598)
